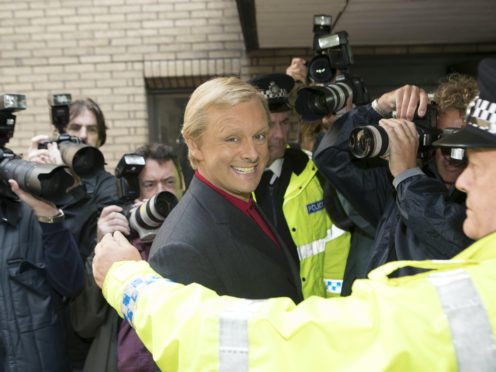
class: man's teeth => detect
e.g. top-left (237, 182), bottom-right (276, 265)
top-left (233, 166), bottom-right (255, 174)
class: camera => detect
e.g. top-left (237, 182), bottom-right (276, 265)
top-left (115, 153), bottom-right (178, 242)
top-left (295, 15), bottom-right (369, 122)
top-left (348, 104), bottom-right (439, 159)
top-left (307, 15), bottom-right (353, 84)
top-left (38, 93), bottom-right (105, 176)
top-left (115, 153), bottom-right (146, 202)
top-left (0, 93), bottom-right (74, 200)
top-left (125, 191), bottom-right (178, 242)
top-left (296, 74), bottom-right (369, 122)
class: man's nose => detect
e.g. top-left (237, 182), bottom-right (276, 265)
top-left (270, 123), bottom-right (284, 139)
top-left (77, 127), bottom-right (87, 141)
top-left (242, 139), bottom-right (259, 161)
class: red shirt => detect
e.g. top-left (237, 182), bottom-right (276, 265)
top-left (195, 171), bottom-right (280, 248)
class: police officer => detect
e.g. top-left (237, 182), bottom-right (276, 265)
top-left (249, 73), bottom-right (350, 298)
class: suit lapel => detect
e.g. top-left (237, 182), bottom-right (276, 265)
top-left (189, 177), bottom-right (302, 296)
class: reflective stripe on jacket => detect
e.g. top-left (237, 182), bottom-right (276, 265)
top-left (283, 158), bottom-right (350, 297)
top-left (103, 232), bottom-right (496, 372)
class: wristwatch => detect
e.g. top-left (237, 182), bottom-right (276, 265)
top-left (371, 99), bottom-right (392, 118)
top-left (37, 209), bottom-right (65, 224)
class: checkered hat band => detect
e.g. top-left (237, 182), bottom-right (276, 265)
top-left (466, 97), bottom-right (496, 134)
top-left (263, 87), bottom-right (288, 99)
top-left (121, 274), bottom-right (173, 326)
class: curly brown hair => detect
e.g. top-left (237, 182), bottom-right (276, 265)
top-left (433, 73), bottom-right (478, 115)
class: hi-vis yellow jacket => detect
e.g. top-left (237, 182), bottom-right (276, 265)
top-left (280, 158), bottom-right (350, 298)
top-left (103, 233), bottom-right (496, 372)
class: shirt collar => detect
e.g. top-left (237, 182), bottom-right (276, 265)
top-left (267, 158), bottom-right (284, 178)
top-left (195, 170), bottom-right (254, 212)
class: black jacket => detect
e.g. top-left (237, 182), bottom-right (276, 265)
top-left (149, 176), bottom-right (303, 304)
top-left (0, 199), bottom-right (83, 372)
top-left (314, 104), bottom-right (473, 277)
top-left (55, 168), bottom-right (117, 259)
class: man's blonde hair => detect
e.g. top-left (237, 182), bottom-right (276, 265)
top-left (433, 73), bottom-right (479, 115)
top-left (181, 76), bottom-right (270, 169)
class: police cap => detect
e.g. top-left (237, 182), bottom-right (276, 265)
top-left (434, 58), bottom-right (496, 148)
top-left (248, 73), bottom-right (295, 113)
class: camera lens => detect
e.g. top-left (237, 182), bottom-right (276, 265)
top-left (308, 55), bottom-right (334, 84)
top-left (295, 82), bottom-right (352, 122)
top-left (348, 126), bottom-right (389, 159)
top-left (0, 158), bottom-right (74, 200)
top-left (59, 142), bottom-right (105, 176)
top-left (128, 191), bottom-right (178, 242)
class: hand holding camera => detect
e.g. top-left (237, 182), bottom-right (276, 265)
top-left (286, 57), bottom-right (307, 83)
top-left (8, 179), bottom-right (61, 220)
top-left (97, 205), bottom-right (131, 242)
top-left (28, 134), bottom-right (64, 165)
top-left (379, 118), bottom-right (419, 177)
top-left (376, 84), bottom-right (430, 120)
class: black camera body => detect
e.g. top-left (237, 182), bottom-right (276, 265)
top-left (348, 104), bottom-right (439, 159)
top-left (115, 153), bottom-right (178, 242)
top-left (115, 153), bottom-right (146, 202)
top-left (38, 133), bottom-right (84, 150)
top-left (308, 30), bottom-right (354, 84)
top-left (295, 15), bottom-right (370, 122)
top-left (0, 94), bottom-right (74, 201)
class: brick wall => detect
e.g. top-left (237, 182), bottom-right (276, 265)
top-left (1, 0), bottom-right (494, 170)
top-left (0, 0), bottom-right (251, 169)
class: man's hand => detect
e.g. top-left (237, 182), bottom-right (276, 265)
top-left (286, 57), bottom-right (308, 83)
top-left (377, 85), bottom-right (429, 120)
top-left (27, 135), bottom-right (63, 165)
top-left (93, 231), bottom-right (142, 288)
top-left (97, 205), bottom-right (131, 242)
top-left (379, 118), bottom-right (419, 177)
top-left (9, 179), bottom-right (59, 218)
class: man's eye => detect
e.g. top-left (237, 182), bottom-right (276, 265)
top-left (254, 133), bottom-right (266, 141)
top-left (226, 137), bottom-right (239, 142)
top-left (67, 124), bottom-right (81, 131)
top-left (87, 126), bottom-right (98, 133)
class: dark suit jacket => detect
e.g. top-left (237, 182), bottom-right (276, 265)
top-left (149, 176), bottom-right (303, 304)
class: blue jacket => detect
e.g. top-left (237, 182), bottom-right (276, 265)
top-left (313, 104), bottom-right (473, 276)
top-left (0, 199), bottom-right (84, 372)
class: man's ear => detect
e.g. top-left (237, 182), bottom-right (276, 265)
top-left (184, 136), bottom-right (203, 162)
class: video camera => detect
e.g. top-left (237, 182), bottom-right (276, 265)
top-left (348, 104), bottom-right (440, 160)
top-left (115, 153), bottom-right (178, 242)
top-left (0, 93), bottom-right (74, 200)
top-left (38, 93), bottom-right (105, 176)
top-left (295, 15), bottom-right (369, 122)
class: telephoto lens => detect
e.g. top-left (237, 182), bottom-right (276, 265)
top-left (0, 156), bottom-right (75, 200)
top-left (295, 82), bottom-right (352, 122)
top-left (128, 191), bottom-right (178, 242)
top-left (348, 125), bottom-right (390, 159)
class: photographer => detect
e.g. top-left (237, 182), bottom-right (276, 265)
top-left (0, 95), bottom-right (83, 370)
top-left (28, 97), bottom-right (117, 260)
top-left (27, 96), bottom-right (117, 369)
top-left (313, 75), bottom-right (478, 276)
top-left (72, 143), bottom-right (183, 372)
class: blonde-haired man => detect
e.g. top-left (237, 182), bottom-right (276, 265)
top-left (146, 77), bottom-right (303, 303)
